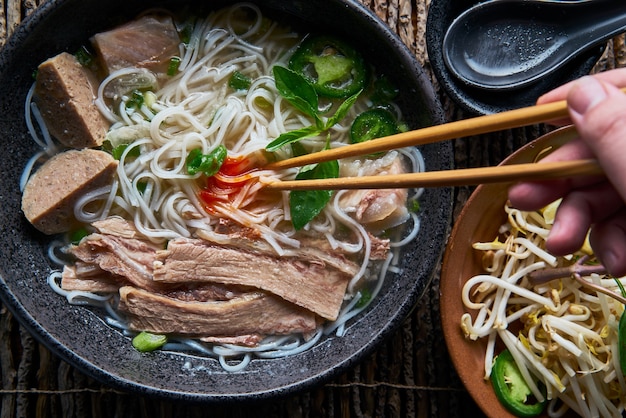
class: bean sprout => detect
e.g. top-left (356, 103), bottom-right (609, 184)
top-left (462, 201), bottom-right (626, 417)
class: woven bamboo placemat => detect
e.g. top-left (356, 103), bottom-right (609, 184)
top-left (1, 0), bottom-right (623, 417)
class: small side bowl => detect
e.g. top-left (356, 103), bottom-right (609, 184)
top-left (440, 126), bottom-right (578, 417)
top-left (426, 0), bottom-right (604, 115)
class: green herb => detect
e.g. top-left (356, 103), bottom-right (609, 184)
top-left (186, 145), bottom-right (227, 177)
top-left (167, 56), bottom-right (181, 76)
top-left (266, 125), bottom-right (321, 151)
top-left (272, 65), bottom-right (321, 123)
top-left (109, 143), bottom-right (140, 160)
top-left (266, 66), bottom-right (362, 152)
top-left (75, 46), bottom-right (94, 67)
top-left (132, 331), bottom-right (167, 352)
top-left (290, 141), bottom-right (308, 158)
top-left (614, 278), bottom-right (626, 376)
top-left (228, 71), bottom-right (252, 91)
top-left (68, 227), bottom-right (89, 245)
top-left (136, 181), bottom-right (148, 194)
top-left (179, 24), bottom-right (193, 45)
top-left (269, 42), bottom-right (369, 229)
top-left (289, 157), bottom-right (339, 230)
top-left (614, 277), bottom-right (626, 298)
top-left (356, 288), bottom-right (372, 308)
top-left (325, 89), bottom-right (362, 128)
top-left (617, 314), bottom-right (626, 379)
top-left (102, 138), bottom-right (142, 160)
top-left (125, 89), bottom-right (145, 110)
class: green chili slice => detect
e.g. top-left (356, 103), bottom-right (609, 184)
top-left (288, 35), bottom-right (369, 99)
top-left (132, 331), bottom-right (167, 352)
top-left (491, 349), bottom-right (546, 417)
top-left (350, 108), bottom-right (399, 144)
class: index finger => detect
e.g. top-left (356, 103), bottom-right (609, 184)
top-left (508, 136), bottom-right (601, 210)
top-left (536, 68), bottom-right (626, 126)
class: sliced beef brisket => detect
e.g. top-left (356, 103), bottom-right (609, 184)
top-left (153, 238), bottom-right (351, 320)
top-left (68, 233), bottom-right (160, 291)
top-left (62, 215), bottom-right (386, 340)
top-left (118, 286), bottom-right (317, 337)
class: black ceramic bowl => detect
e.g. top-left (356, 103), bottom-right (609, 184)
top-left (0, 0), bottom-right (452, 402)
top-left (426, 0), bottom-right (605, 115)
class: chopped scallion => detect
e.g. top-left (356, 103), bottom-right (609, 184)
top-left (186, 145), bottom-right (228, 177)
top-left (228, 71), bottom-right (252, 91)
top-left (125, 89), bottom-right (144, 110)
top-left (132, 331), bottom-right (167, 352)
top-left (167, 56), bottom-right (181, 76)
top-left (75, 46), bottom-right (94, 67)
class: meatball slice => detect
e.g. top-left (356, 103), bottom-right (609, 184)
top-left (35, 52), bottom-right (110, 148)
top-left (22, 149), bottom-right (117, 234)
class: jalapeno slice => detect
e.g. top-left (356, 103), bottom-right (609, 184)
top-left (288, 35), bottom-right (369, 99)
top-left (491, 349), bottom-right (546, 417)
top-left (350, 108), bottom-right (399, 144)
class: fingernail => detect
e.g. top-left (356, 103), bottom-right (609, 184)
top-left (569, 76), bottom-right (607, 118)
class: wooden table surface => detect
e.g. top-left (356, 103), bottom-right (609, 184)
top-left (1, 1), bottom-right (623, 417)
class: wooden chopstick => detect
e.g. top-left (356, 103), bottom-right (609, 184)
top-left (263, 159), bottom-right (603, 190)
top-left (263, 93), bottom-right (587, 171)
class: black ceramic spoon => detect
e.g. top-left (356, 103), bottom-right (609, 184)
top-left (442, 0), bottom-right (626, 91)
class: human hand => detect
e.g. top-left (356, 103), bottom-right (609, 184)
top-left (508, 69), bottom-right (626, 276)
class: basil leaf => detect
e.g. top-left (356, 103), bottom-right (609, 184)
top-left (110, 143), bottom-right (140, 160)
top-left (265, 125), bottom-right (321, 152)
top-left (290, 141), bottom-right (308, 157)
top-left (324, 89), bottom-right (362, 130)
top-left (273, 66), bottom-right (320, 120)
top-left (186, 145), bottom-right (227, 176)
top-left (289, 159), bottom-right (339, 230)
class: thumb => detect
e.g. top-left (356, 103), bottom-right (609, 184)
top-left (567, 76), bottom-right (626, 202)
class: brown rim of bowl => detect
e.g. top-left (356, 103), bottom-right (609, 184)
top-left (440, 126), bottom-right (579, 418)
